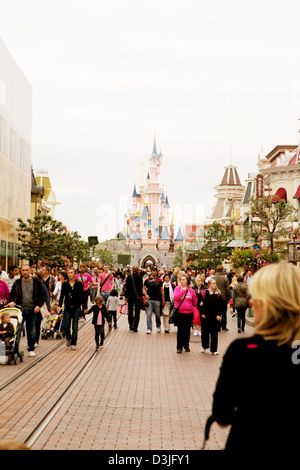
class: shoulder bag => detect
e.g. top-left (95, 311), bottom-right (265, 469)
top-left (169, 288), bottom-right (189, 325)
top-left (237, 284), bottom-right (252, 308)
top-left (99, 274), bottom-right (112, 293)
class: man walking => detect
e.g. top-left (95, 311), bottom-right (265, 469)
top-left (144, 266), bottom-right (165, 334)
top-left (59, 267), bottom-right (87, 350)
top-left (214, 265), bottom-right (231, 331)
top-left (3, 265), bottom-right (19, 292)
top-left (97, 264), bottom-right (114, 305)
top-left (245, 270), bottom-right (253, 286)
top-left (9, 265), bottom-right (44, 356)
top-left (125, 266), bottom-right (143, 332)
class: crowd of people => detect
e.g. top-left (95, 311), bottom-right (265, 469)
top-left (1, 260), bottom-right (300, 453)
top-left (0, 261), bottom-right (254, 356)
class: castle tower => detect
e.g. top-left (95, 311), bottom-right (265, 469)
top-left (121, 136), bottom-right (179, 269)
top-left (147, 136), bottom-right (162, 230)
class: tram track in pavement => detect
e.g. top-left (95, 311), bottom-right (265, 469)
top-left (0, 311), bottom-right (122, 446)
top-left (0, 316), bottom-right (93, 392)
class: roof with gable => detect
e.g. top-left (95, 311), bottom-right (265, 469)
top-left (264, 145), bottom-right (297, 166)
top-left (174, 227), bottom-right (183, 241)
top-left (160, 229), bottom-right (170, 240)
top-left (132, 184), bottom-right (141, 198)
top-left (164, 195), bottom-right (170, 208)
top-left (219, 165), bottom-right (242, 186)
top-left (287, 146), bottom-right (300, 166)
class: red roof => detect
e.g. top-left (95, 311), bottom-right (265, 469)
top-left (271, 187), bottom-right (287, 203)
top-left (294, 185), bottom-right (300, 198)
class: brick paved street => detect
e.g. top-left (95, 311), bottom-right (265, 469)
top-left (31, 310), bottom-right (253, 451)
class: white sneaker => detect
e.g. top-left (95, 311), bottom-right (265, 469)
top-left (213, 351), bottom-right (219, 355)
top-left (29, 351), bottom-right (36, 357)
top-left (71, 345), bottom-right (77, 350)
top-left (146, 329), bottom-right (151, 334)
top-left (193, 331), bottom-right (198, 336)
top-left (157, 328), bottom-right (161, 333)
top-left (201, 347), bottom-right (206, 353)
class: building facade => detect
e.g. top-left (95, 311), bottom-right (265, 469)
top-left (0, 37), bottom-right (32, 269)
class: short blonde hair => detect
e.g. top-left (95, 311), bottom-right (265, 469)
top-left (1, 311), bottom-right (10, 320)
top-left (250, 262), bottom-right (300, 346)
top-left (178, 271), bottom-right (191, 284)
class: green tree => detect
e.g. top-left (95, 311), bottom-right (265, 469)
top-left (247, 195), bottom-right (298, 251)
top-left (173, 246), bottom-right (184, 268)
top-left (17, 215), bottom-right (90, 267)
top-left (59, 231), bottom-right (90, 265)
top-left (201, 221), bottom-right (233, 263)
top-left (95, 245), bottom-right (115, 267)
top-left (17, 214), bottom-right (66, 266)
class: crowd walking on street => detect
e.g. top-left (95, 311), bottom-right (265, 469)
top-left (1, 259), bottom-right (259, 356)
top-left (1, 257), bottom-right (300, 454)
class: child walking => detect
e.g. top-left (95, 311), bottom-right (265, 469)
top-left (106, 289), bottom-right (121, 330)
top-left (88, 296), bottom-right (109, 350)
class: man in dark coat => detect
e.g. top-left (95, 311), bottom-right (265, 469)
top-left (125, 266), bottom-right (143, 332)
top-left (9, 265), bottom-right (45, 356)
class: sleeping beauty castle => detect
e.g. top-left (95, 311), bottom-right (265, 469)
top-left (116, 137), bottom-right (184, 268)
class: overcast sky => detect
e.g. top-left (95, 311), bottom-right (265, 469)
top-left (1, 0), bottom-right (300, 242)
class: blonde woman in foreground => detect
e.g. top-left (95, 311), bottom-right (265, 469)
top-left (211, 262), bottom-right (300, 453)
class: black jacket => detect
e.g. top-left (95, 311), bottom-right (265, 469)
top-left (197, 289), bottom-right (223, 323)
top-left (125, 272), bottom-right (143, 299)
top-left (88, 304), bottom-right (109, 325)
top-left (212, 335), bottom-right (300, 452)
top-left (59, 280), bottom-right (86, 311)
top-left (9, 277), bottom-right (45, 309)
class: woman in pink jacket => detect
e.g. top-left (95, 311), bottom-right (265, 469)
top-left (173, 272), bottom-right (197, 353)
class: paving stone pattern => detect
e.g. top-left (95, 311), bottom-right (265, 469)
top-left (32, 312), bottom-right (252, 450)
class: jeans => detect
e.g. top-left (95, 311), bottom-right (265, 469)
top-left (90, 287), bottom-right (98, 303)
top-left (101, 291), bottom-right (110, 306)
top-left (94, 324), bottom-right (105, 347)
top-left (146, 300), bottom-right (161, 331)
top-left (64, 308), bottom-right (81, 346)
top-left (21, 308), bottom-right (37, 351)
top-left (236, 307), bottom-right (247, 331)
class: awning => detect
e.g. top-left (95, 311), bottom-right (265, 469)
top-left (271, 187), bottom-right (287, 203)
top-left (293, 185), bottom-right (300, 198)
top-left (236, 216), bottom-right (249, 225)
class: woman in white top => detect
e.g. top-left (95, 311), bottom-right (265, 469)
top-left (52, 271), bottom-right (68, 301)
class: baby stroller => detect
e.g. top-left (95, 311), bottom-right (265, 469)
top-left (41, 312), bottom-right (64, 340)
top-left (0, 306), bottom-right (24, 365)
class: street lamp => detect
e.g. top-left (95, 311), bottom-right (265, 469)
top-left (212, 238), bottom-right (218, 271)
